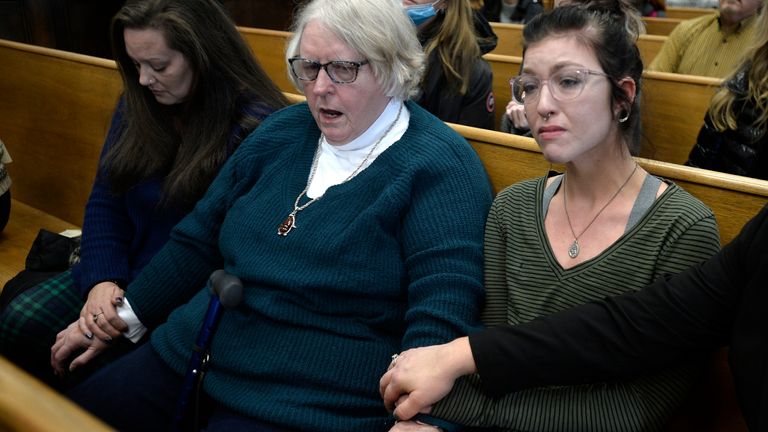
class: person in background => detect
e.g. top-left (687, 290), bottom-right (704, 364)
top-left (49, 0), bottom-right (493, 430)
top-left (480, 0), bottom-right (544, 23)
top-left (501, 0), bottom-right (644, 137)
top-left (384, 4), bottom-right (720, 431)
top-left (686, 5), bottom-right (768, 179)
top-left (648, 0), bottom-right (762, 78)
top-left (0, 138), bottom-right (11, 233)
top-left (635, 0), bottom-right (666, 16)
top-left (0, 0), bottom-right (288, 389)
top-left (405, 0), bottom-right (498, 129)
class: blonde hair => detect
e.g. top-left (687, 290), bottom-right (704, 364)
top-left (423, 0), bottom-right (483, 95)
top-left (709, 5), bottom-right (768, 131)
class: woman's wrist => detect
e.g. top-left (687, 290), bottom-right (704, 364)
top-left (446, 336), bottom-right (477, 378)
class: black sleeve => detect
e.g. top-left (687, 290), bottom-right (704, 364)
top-left (456, 59), bottom-right (496, 130)
top-left (685, 114), bottom-right (725, 171)
top-left (469, 205), bottom-right (768, 397)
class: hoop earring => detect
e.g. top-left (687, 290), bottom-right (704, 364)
top-left (618, 110), bottom-right (629, 123)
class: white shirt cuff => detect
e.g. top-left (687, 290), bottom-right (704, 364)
top-left (117, 297), bottom-right (148, 343)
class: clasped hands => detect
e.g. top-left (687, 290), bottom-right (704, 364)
top-left (50, 281), bottom-right (128, 375)
top-left (379, 337), bottom-right (476, 431)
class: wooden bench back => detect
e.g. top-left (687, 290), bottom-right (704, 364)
top-left (642, 16), bottom-right (684, 35)
top-left (238, 27), bottom-right (295, 94)
top-left (0, 39), bottom-right (121, 226)
top-left (490, 22), bottom-right (667, 65)
top-left (665, 6), bottom-right (717, 20)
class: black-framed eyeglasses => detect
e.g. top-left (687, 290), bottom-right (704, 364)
top-left (288, 57), bottom-right (369, 84)
top-left (510, 68), bottom-right (610, 104)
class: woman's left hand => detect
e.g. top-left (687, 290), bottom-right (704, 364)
top-left (380, 337), bottom-right (476, 421)
top-left (50, 318), bottom-right (111, 375)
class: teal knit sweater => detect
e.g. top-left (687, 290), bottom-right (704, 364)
top-left (126, 101), bottom-right (493, 431)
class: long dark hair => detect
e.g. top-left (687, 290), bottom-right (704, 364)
top-left (523, 3), bottom-right (644, 153)
top-left (109, 0), bottom-right (288, 209)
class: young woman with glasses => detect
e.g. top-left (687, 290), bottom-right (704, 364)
top-left (382, 3), bottom-right (722, 431)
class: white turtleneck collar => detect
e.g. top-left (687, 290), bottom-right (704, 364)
top-left (307, 98), bottom-right (409, 198)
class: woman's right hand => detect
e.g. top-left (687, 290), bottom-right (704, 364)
top-left (80, 281), bottom-right (128, 343)
top-left (50, 319), bottom-right (110, 375)
top-left (506, 100), bottom-right (529, 130)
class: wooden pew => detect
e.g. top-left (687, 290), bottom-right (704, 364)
top-left (643, 16), bottom-right (684, 35)
top-left (665, 6), bottom-right (717, 20)
top-left (0, 356), bottom-right (113, 432)
top-left (237, 27), bottom-right (295, 95)
top-left (0, 39), bottom-right (121, 227)
top-left (490, 22), bottom-right (666, 65)
top-left (0, 39), bottom-right (121, 284)
top-left (482, 53), bottom-right (721, 164)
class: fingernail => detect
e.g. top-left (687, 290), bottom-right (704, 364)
top-left (115, 296), bottom-right (124, 305)
top-left (85, 332), bottom-right (93, 340)
top-left (103, 337), bottom-right (113, 344)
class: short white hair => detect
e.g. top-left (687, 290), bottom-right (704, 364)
top-left (285, 0), bottom-right (425, 100)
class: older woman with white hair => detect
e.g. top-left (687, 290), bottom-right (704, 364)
top-left (50, 0), bottom-right (493, 430)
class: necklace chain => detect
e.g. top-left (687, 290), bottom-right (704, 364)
top-left (563, 163), bottom-right (638, 259)
top-left (277, 103), bottom-right (403, 236)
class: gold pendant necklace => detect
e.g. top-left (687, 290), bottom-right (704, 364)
top-left (277, 103), bottom-right (403, 236)
top-left (563, 163), bottom-right (638, 259)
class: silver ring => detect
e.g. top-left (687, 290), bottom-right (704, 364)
top-left (390, 353), bottom-right (399, 368)
top-left (93, 312), bottom-right (104, 322)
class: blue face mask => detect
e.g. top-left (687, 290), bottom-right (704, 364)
top-left (404, 0), bottom-right (441, 27)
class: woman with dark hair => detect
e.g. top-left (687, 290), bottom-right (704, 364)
top-left (404, 0), bottom-right (498, 129)
top-left (383, 3), bottom-right (721, 431)
top-left (0, 0), bottom-right (288, 388)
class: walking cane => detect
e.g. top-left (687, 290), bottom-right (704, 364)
top-left (173, 269), bottom-right (243, 431)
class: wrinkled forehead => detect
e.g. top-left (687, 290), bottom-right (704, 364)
top-left (299, 20), bottom-right (362, 61)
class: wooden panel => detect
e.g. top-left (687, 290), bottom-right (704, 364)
top-left (642, 16), bottom-right (684, 35)
top-left (0, 355), bottom-right (112, 432)
top-left (238, 27), bottom-right (296, 94)
top-left (489, 22), bottom-right (525, 57)
top-left (0, 39), bottom-right (122, 225)
top-left (490, 22), bottom-right (666, 65)
top-left (637, 34), bottom-right (666, 66)
top-left (639, 71), bottom-right (720, 164)
top-left (665, 6), bottom-right (717, 20)
top-left (483, 53), bottom-right (521, 129)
